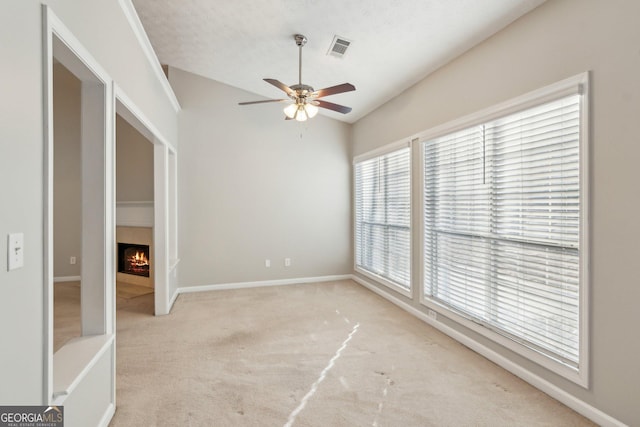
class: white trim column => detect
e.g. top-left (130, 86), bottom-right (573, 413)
top-left (80, 83), bottom-right (109, 336)
top-left (154, 143), bottom-right (170, 315)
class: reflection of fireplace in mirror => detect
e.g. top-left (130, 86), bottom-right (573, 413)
top-left (118, 243), bottom-right (150, 277)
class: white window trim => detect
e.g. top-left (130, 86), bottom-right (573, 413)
top-left (352, 139), bottom-right (410, 164)
top-left (418, 72), bottom-right (590, 388)
top-left (353, 139), bottom-right (412, 298)
top-left (354, 267), bottom-right (412, 298)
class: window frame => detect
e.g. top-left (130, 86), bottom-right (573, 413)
top-left (417, 73), bottom-right (590, 387)
top-left (353, 140), bottom-right (413, 298)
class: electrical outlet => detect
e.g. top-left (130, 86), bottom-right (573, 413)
top-left (265, 259), bottom-right (271, 268)
top-left (284, 257), bottom-right (291, 267)
top-left (70, 256), bottom-right (77, 265)
top-left (428, 309), bottom-right (437, 321)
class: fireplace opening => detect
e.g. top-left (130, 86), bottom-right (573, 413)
top-left (118, 242), bottom-right (150, 277)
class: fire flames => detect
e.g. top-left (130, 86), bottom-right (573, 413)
top-left (127, 250), bottom-right (149, 273)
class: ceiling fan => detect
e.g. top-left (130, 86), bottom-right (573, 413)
top-left (239, 34), bottom-right (356, 121)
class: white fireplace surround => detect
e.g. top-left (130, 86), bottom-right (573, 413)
top-left (116, 201), bottom-right (153, 227)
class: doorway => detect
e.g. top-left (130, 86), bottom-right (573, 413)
top-left (115, 112), bottom-right (155, 313)
top-left (115, 95), bottom-right (177, 316)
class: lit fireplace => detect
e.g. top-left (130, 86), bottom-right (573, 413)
top-left (118, 243), bottom-right (150, 277)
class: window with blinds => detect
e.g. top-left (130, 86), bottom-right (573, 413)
top-left (423, 93), bottom-right (583, 369)
top-left (355, 147), bottom-right (411, 291)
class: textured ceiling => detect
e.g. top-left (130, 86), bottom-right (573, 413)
top-left (132, 0), bottom-right (546, 123)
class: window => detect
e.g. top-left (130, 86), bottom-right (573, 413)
top-left (422, 75), bottom-right (588, 383)
top-left (355, 145), bottom-right (411, 292)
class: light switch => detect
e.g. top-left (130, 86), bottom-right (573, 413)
top-left (7, 233), bottom-right (24, 271)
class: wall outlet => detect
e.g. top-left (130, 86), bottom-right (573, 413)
top-left (265, 259), bottom-right (271, 268)
top-left (284, 257), bottom-right (291, 267)
top-left (70, 256), bottom-right (77, 265)
top-left (428, 309), bottom-right (438, 321)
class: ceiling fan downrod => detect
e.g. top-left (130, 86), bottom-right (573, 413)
top-left (294, 34), bottom-right (307, 87)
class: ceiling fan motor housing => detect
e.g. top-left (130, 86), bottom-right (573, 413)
top-left (290, 84), bottom-right (314, 100)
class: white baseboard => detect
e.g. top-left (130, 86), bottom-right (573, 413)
top-left (168, 287), bottom-right (179, 310)
top-left (177, 274), bottom-right (352, 294)
top-left (98, 403), bottom-right (115, 427)
top-left (54, 276), bottom-right (81, 283)
top-left (350, 274), bottom-right (627, 427)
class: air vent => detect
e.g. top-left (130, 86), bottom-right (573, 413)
top-left (327, 35), bottom-right (352, 58)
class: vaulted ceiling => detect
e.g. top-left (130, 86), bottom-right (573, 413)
top-left (132, 0), bottom-right (546, 123)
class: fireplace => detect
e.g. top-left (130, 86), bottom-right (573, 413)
top-left (118, 242), bottom-right (150, 277)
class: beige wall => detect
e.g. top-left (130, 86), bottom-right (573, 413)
top-left (170, 68), bottom-right (352, 287)
top-left (53, 63), bottom-right (82, 278)
top-left (0, 0), bottom-right (48, 403)
top-left (352, 0), bottom-right (640, 424)
top-left (116, 114), bottom-right (154, 202)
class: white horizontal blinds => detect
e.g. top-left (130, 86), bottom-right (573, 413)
top-left (489, 95), bottom-right (581, 365)
top-left (489, 95), bottom-right (580, 246)
top-left (355, 147), bottom-right (411, 289)
top-left (424, 94), bottom-right (581, 367)
top-left (424, 126), bottom-right (491, 318)
top-left (491, 241), bottom-right (579, 364)
top-left (424, 126), bottom-right (490, 234)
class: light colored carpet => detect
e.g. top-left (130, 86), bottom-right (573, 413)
top-left (56, 280), bottom-right (595, 426)
top-left (54, 281), bottom-right (154, 352)
top-left (116, 282), bottom-right (154, 300)
top-left (111, 280), bottom-right (593, 426)
top-left (53, 281), bottom-right (82, 353)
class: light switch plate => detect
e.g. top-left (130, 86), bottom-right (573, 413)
top-left (8, 233), bottom-right (24, 271)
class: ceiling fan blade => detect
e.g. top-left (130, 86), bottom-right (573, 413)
top-left (238, 99), bottom-right (288, 105)
top-left (313, 83), bottom-right (356, 98)
top-left (315, 99), bottom-right (352, 114)
top-left (264, 78), bottom-right (295, 96)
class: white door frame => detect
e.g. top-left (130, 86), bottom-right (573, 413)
top-left (114, 89), bottom-right (178, 316)
top-left (43, 6), bottom-right (115, 418)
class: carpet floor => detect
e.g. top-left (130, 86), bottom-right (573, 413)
top-left (53, 281), bottom-right (154, 352)
top-left (53, 281), bottom-right (82, 352)
top-left (111, 281), bottom-right (593, 427)
top-left (56, 280), bottom-right (595, 426)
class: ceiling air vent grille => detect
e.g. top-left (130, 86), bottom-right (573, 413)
top-left (327, 36), bottom-right (351, 58)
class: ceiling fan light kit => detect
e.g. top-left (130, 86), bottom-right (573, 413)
top-left (284, 102), bottom-right (318, 122)
top-left (239, 34), bottom-right (355, 121)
